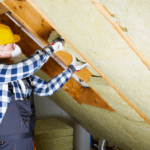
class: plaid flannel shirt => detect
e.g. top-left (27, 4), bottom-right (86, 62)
top-left (0, 47), bottom-right (53, 83)
top-left (0, 46), bottom-right (72, 123)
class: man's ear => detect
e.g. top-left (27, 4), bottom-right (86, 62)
top-left (12, 43), bottom-right (16, 49)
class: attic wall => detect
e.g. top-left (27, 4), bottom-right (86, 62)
top-left (99, 0), bottom-right (150, 64)
top-left (35, 67), bottom-right (150, 150)
top-left (34, 69), bottom-right (132, 150)
top-left (48, 32), bottom-right (150, 150)
top-left (48, 31), bottom-right (143, 121)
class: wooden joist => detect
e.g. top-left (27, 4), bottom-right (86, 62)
top-left (2, 0), bottom-right (53, 44)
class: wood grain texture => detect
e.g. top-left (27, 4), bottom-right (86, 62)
top-left (0, 3), bottom-right (8, 15)
top-left (2, 0), bottom-right (53, 43)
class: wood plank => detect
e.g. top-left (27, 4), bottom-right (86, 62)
top-left (2, 0), bottom-right (53, 44)
top-left (79, 87), bottom-right (114, 111)
top-left (0, 13), bottom-right (115, 112)
top-left (0, 3), bottom-right (8, 15)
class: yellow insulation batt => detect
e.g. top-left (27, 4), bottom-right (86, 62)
top-left (34, 118), bottom-right (73, 150)
top-left (31, 0), bottom-right (150, 120)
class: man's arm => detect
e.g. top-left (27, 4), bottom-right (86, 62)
top-left (0, 47), bottom-right (53, 83)
top-left (30, 56), bottom-right (90, 96)
top-left (30, 69), bottom-right (72, 96)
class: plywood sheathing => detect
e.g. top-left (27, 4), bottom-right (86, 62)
top-left (27, 0), bottom-right (150, 123)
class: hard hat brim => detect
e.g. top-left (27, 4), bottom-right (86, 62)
top-left (0, 34), bottom-right (21, 45)
top-left (13, 34), bottom-right (21, 43)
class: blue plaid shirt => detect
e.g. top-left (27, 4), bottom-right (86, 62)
top-left (0, 47), bottom-right (72, 123)
top-left (0, 47), bottom-right (53, 83)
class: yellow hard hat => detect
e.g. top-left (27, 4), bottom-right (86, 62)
top-left (0, 24), bottom-right (20, 45)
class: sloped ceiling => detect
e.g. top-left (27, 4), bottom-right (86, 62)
top-left (1, 0), bottom-right (150, 149)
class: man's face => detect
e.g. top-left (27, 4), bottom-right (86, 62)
top-left (0, 43), bottom-right (16, 58)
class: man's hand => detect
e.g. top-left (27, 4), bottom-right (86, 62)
top-left (69, 56), bottom-right (90, 73)
top-left (48, 37), bottom-right (65, 53)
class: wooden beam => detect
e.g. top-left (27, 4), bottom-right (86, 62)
top-left (0, 3), bottom-right (8, 15)
top-left (0, 13), bottom-right (115, 112)
top-left (2, 0), bottom-right (53, 44)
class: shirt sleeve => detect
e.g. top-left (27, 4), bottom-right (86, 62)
top-left (0, 46), bottom-right (53, 83)
top-left (30, 68), bottom-right (72, 96)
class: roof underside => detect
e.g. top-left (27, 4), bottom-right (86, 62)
top-left (1, 0), bottom-right (150, 149)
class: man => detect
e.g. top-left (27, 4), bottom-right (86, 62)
top-left (0, 24), bottom-right (89, 150)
